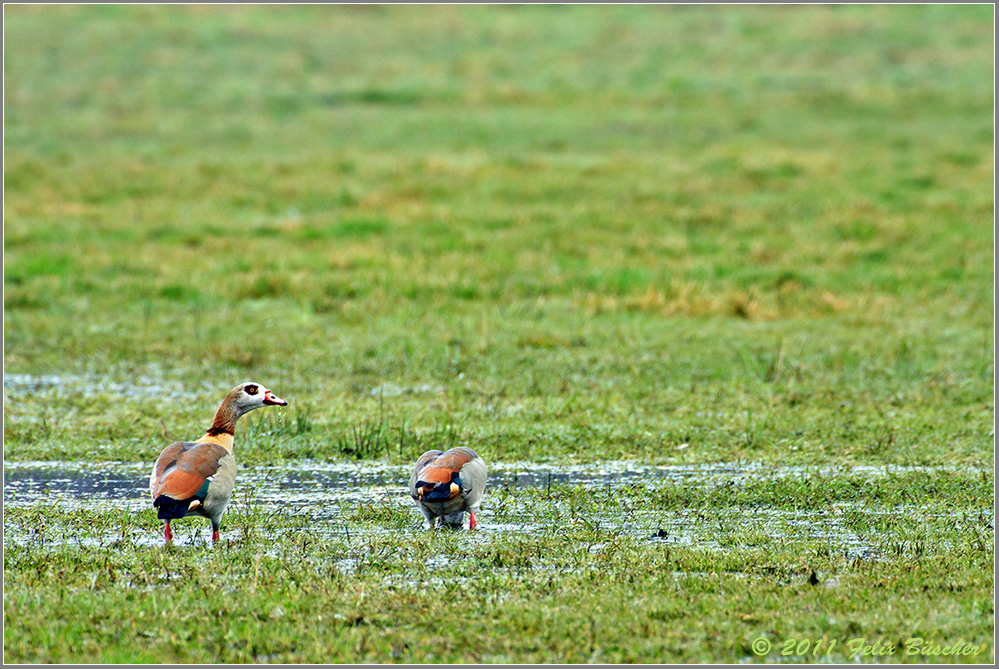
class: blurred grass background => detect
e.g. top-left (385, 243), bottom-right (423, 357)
top-left (3, 4), bottom-right (994, 465)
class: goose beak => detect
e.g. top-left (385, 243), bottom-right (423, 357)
top-left (263, 390), bottom-right (288, 406)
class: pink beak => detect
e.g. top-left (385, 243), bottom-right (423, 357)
top-left (263, 390), bottom-right (288, 406)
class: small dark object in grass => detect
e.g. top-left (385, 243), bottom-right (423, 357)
top-left (653, 529), bottom-right (668, 538)
top-left (809, 570), bottom-right (820, 586)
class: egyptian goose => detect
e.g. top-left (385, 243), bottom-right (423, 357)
top-left (149, 382), bottom-right (287, 544)
top-left (409, 447), bottom-right (487, 530)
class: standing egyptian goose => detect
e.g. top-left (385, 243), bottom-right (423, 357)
top-left (149, 382), bottom-right (287, 544)
top-left (409, 447), bottom-right (487, 530)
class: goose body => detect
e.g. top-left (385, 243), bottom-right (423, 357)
top-left (409, 446), bottom-right (487, 530)
top-left (149, 382), bottom-right (287, 544)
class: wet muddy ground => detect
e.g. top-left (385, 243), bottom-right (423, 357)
top-left (4, 457), bottom-right (994, 662)
top-left (4, 459), bottom-right (987, 559)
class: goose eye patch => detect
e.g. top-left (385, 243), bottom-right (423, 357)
top-left (245, 385), bottom-right (259, 395)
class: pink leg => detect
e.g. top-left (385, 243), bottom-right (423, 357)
top-left (212, 529), bottom-right (220, 544)
top-left (164, 522), bottom-right (173, 543)
top-left (469, 512), bottom-right (477, 531)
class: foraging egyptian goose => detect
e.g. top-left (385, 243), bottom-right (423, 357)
top-left (409, 447), bottom-right (487, 530)
top-left (149, 382), bottom-right (287, 544)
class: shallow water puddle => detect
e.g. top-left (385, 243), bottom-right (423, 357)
top-left (2, 459), bottom-right (963, 504)
top-left (3, 460), bottom-right (984, 561)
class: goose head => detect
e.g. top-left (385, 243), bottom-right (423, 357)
top-left (230, 381), bottom-right (288, 416)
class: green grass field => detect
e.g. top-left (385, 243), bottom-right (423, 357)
top-left (3, 4), bottom-right (994, 663)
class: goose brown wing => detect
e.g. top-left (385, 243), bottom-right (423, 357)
top-left (435, 447), bottom-right (480, 472)
top-left (412, 447), bottom-right (482, 500)
top-left (150, 441), bottom-right (228, 501)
